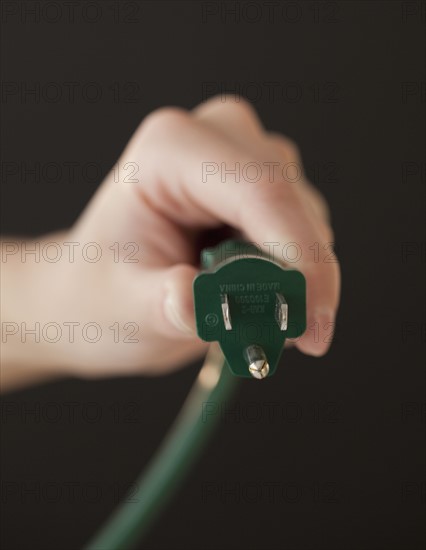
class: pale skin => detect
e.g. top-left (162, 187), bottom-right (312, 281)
top-left (1, 96), bottom-right (340, 392)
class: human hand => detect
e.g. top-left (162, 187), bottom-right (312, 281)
top-left (2, 96), bottom-right (340, 386)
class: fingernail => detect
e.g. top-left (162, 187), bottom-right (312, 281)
top-left (164, 291), bottom-right (195, 335)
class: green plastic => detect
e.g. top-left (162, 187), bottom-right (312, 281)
top-left (85, 240), bottom-right (305, 550)
top-left (86, 358), bottom-right (236, 550)
top-left (193, 240), bottom-right (306, 377)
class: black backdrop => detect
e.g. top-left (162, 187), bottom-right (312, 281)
top-left (1, 1), bottom-right (425, 549)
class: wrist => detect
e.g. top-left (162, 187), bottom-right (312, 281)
top-left (1, 232), bottom-right (74, 387)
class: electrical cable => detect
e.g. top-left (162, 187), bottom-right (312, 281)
top-left (86, 239), bottom-right (305, 549)
top-left (86, 344), bottom-right (237, 550)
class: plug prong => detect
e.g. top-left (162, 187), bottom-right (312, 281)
top-left (245, 345), bottom-right (269, 379)
top-left (275, 293), bottom-right (288, 331)
top-left (220, 294), bottom-right (232, 330)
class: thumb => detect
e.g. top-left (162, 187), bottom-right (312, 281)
top-left (143, 264), bottom-right (198, 339)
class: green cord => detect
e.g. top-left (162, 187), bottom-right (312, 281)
top-left (86, 345), bottom-right (237, 550)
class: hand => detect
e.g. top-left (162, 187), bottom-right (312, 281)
top-left (1, 96), bottom-right (340, 387)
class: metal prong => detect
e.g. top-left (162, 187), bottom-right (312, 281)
top-left (245, 345), bottom-right (269, 379)
top-left (221, 294), bottom-right (232, 330)
top-left (275, 293), bottom-right (288, 331)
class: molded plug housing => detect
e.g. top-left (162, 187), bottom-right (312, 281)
top-left (193, 240), bottom-right (306, 379)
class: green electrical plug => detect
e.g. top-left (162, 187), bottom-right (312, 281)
top-left (193, 240), bottom-right (306, 379)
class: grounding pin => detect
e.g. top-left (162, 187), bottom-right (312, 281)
top-left (245, 344), bottom-right (270, 379)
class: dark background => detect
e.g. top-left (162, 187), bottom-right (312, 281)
top-left (1, 1), bottom-right (425, 549)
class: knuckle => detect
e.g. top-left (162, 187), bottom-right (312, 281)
top-left (241, 175), bottom-right (296, 216)
top-left (168, 263), bottom-right (196, 282)
top-left (202, 94), bottom-right (259, 123)
top-left (140, 107), bottom-right (191, 138)
top-left (268, 132), bottom-right (302, 162)
top-left (321, 223), bottom-right (334, 243)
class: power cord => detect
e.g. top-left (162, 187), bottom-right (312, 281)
top-left (86, 239), bottom-right (306, 548)
top-left (86, 344), bottom-right (236, 550)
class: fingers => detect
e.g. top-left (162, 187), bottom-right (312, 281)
top-left (258, 137), bottom-right (340, 357)
top-left (193, 94), bottom-right (265, 143)
top-left (127, 97), bottom-right (340, 357)
top-left (195, 97), bottom-right (332, 237)
top-left (238, 174), bottom-right (340, 357)
top-left (128, 106), bottom-right (257, 228)
top-left (267, 133), bottom-right (333, 241)
top-left (195, 98), bottom-right (340, 355)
